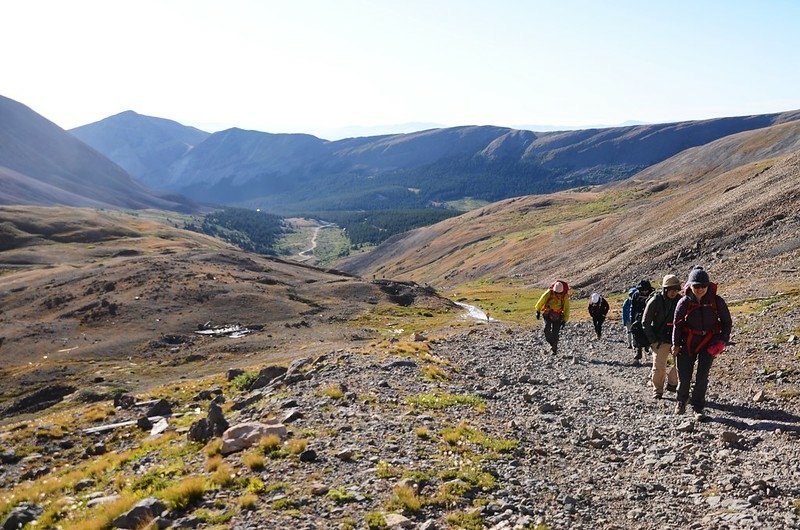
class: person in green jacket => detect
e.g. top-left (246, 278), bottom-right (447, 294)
top-left (535, 280), bottom-right (570, 354)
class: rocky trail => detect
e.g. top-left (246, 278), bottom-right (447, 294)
top-left (2, 318), bottom-right (800, 530)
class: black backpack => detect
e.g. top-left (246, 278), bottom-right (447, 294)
top-left (630, 290), bottom-right (654, 348)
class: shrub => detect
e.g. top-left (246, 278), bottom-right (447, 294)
top-left (327, 488), bottom-right (357, 504)
top-left (446, 510), bottom-right (484, 530)
top-left (231, 371), bottom-right (259, 391)
top-left (389, 484), bottom-right (421, 513)
top-left (365, 511), bottom-right (388, 529)
top-left (414, 427), bottom-right (431, 439)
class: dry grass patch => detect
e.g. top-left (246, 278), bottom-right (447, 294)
top-left (203, 437), bottom-right (223, 457)
top-left (210, 462), bottom-right (236, 488)
top-left (421, 364), bottom-right (450, 382)
top-left (239, 493), bottom-right (259, 510)
top-left (205, 455), bottom-right (223, 472)
top-left (259, 434), bottom-right (282, 453)
top-left (159, 476), bottom-right (206, 511)
top-left (242, 451), bottom-right (265, 471)
top-left (62, 493), bottom-right (140, 530)
top-left (285, 438), bottom-right (308, 455)
top-left (319, 384), bottom-right (345, 399)
top-left (387, 484), bottom-right (422, 513)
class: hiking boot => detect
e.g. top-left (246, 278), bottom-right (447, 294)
top-left (675, 401), bottom-right (687, 415)
top-left (692, 404), bottom-right (704, 415)
top-left (634, 350), bottom-right (642, 360)
top-left (652, 392), bottom-right (662, 400)
top-left (666, 383), bottom-right (678, 393)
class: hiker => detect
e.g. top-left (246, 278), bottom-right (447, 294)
top-left (535, 281), bottom-right (570, 354)
top-left (588, 293), bottom-right (609, 339)
top-left (672, 267), bottom-right (732, 415)
top-left (622, 287), bottom-right (636, 348)
top-left (630, 279), bottom-right (654, 364)
top-left (642, 274), bottom-right (681, 399)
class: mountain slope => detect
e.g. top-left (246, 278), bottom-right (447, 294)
top-left (73, 108), bottom-right (800, 212)
top-left (0, 205), bottom-right (452, 406)
top-left (0, 96), bottom-right (191, 211)
top-left (336, 120), bottom-right (800, 293)
top-left (70, 110), bottom-right (210, 189)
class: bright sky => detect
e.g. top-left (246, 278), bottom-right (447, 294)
top-left (2, 0), bottom-right (799, 139)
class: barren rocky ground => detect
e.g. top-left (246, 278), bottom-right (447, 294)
top-left (2, 299), bottom-right (798, 529)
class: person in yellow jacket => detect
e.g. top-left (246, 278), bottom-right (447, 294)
top-left (535, 280), bottom-right (570, 354)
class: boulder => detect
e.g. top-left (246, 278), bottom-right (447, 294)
top-left (111, 498), bottom-right (166, 529)
top-left (220, 422), bottom-right (287, 454)
top-left (2, 502), bottom-right (43, 530)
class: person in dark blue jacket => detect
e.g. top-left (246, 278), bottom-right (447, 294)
top-left (622, 287), bottom-right (636, 348)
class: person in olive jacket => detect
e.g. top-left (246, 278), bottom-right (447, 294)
top-left (642, 274), bottom-right (681, 399)
top-left (672, 267), bottom-right (733, 415)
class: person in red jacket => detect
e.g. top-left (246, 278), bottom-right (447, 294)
top-left (588, 293), bottom-right (610, 339)
top-left (672, 267), bottom-right (733, 416)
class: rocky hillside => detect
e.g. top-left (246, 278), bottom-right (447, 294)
top-left (0, 206), bottom-right (454, 415)
top-left (1, 306), bottom-right (798, 529)
top-left (337, 120), bottom-right (800, 296)
top-left (0, 96), bottom-right (193, 211)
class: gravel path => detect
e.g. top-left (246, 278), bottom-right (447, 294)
top-left (226, 319), bottom-right (800, 530)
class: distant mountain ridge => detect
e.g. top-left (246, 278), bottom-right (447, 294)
top-left (71, 110), bottom-right (210, 190)
top-left (71, 109), bottom-right (800, 213)
top-left (335, 119), bottom-right (800, 292)
top-left (0, 96), bottom-right (194, 211)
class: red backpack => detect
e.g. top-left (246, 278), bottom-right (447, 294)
top-left (681, 282), bottom-right (722, 355)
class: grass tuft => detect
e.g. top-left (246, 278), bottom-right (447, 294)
top-left (159, 476), bottom-right (206, 511)
top-left (242, 451), bottom-right (266, 471)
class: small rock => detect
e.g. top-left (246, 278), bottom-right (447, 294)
top-left (226, 368), bottom-right (245, 381)
top-left (384, 513), bottom-right (415, 528)
top-left (74, 479), bottom-right (96, 492)
top-left (309, 482), bottom-right (329, 496)
top-left (86, 495), bottom-right (122, 508)
top-left (676, 420), bottom-right (694, 433)
top-left (299, 449), bottom-right (317, 463)
top-left (721, 431), bottom-right (741, 445)
top-left (137, 416), bottom-right (153, 431)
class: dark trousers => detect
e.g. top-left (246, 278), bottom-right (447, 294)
top-left (544, 318), bottom-right (562, 352)
top-left (676, 350), bottom-right (714, 410)
top-left (592, 316), bottom-right (605, 337)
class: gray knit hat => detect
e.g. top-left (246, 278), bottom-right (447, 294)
top-left (687, 267), bottom-right (710, 286)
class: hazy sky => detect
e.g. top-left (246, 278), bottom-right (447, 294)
top-left (2, 0), bottom-right (799, 139)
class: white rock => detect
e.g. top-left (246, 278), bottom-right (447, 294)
top-left (220, 422), bottom-right (287, 454)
